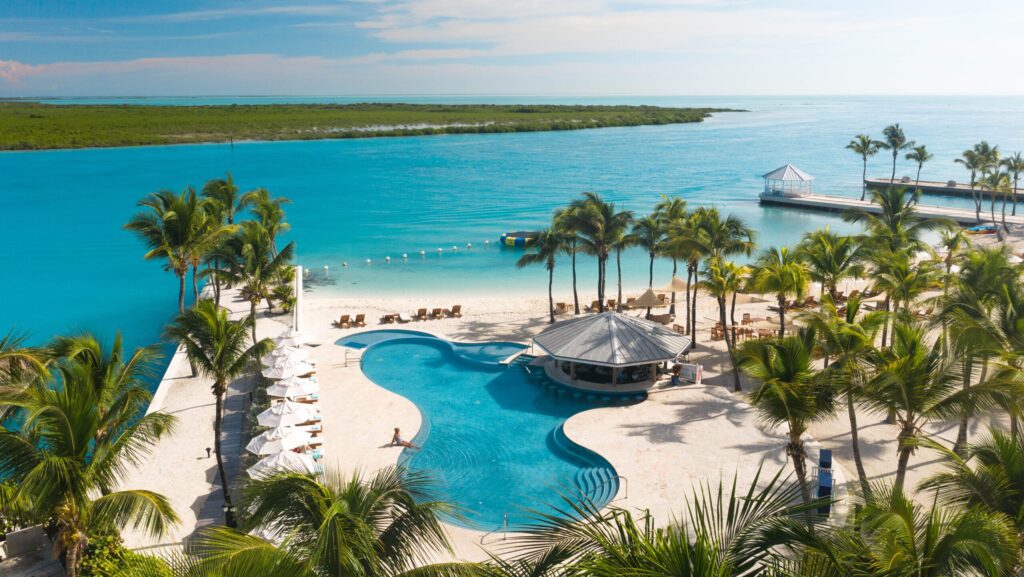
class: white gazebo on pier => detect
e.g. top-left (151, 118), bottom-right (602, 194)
top-left (762, 164), bottom-right (813, 197)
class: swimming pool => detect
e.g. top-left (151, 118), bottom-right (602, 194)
top-left (341, 330), bottom-right (619, 531)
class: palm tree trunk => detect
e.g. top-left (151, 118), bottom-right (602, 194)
top-left (860, 158), bottom-right (868, 201)
top-left (730, 292), bottom-right (737, 327)
top-left (719, 296), bottom-right (741, 392)
top-left (597, 256), bottom-right (605, 312)
top-left (690, 263), bottom-right (699, 349)
top-left (890, 153), bottom-right (897, 185)
top-left (788, 434), bottom-right (812, 504)
top-left (64, 532), bottom-right (86, 577)
top-left (616, 248), bottom-right (623, 312)
top-left (894, 422), bottom-right (915, 493)
top-left (954, 358), bottom-right (971, 456)
top-left (991, 189), bottom-right (997, 223)
top-left (777, 295), bottom-right (786, 337)
top-left (847, 391), bottom-right (871, 497)
top-left (880, 296), bottom-right (890, 348)
top-left (648, 251), bottom-right (654, 287)
top-left (192, 264), bottom-right (200, 305)
top-left (547, 266), bottom-right (555, 324)
top-left (214, 388), bottom-right (237, 528)
top-left (683, 265), bottom-right (691, 333)
top-left (250, 301), bottom-right (259, 345)
top-left (177, 271), bottom-right (186, 314)
top-left (1013, 178), bottom-right (1019, 216)
top-left (670, 258), bottom-right (678, 315)
top-left (915, 165), bottom-right (922, 192)
top-left (571, 241), bottom-right (580, 314)
top-left (1001, 191), bottom-right (1009, 233)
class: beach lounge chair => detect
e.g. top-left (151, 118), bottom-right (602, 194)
top-left (431, 308), bottom-right (444, 319)
top-left (333, 314), bottom-right (351, 329)
top-left (415, 308), bottom-right (428, 321)
top-left (555, 302), bottom-right (568, 314)
top-left (607, 299), bottom-right (617, 310)
top-left (625, 297), bottom-right (637, 310)
top-left (672, 323), bottom-right (686, 335)
top-left (396, 313), bottom-right (411, 323)
top-left (586, 300), bottom-right (601, 312)
top-left (353, 313), bottom-right (366, 327)
top-left (657, 293), bottom-right (667, 303)
top-left (449, 304), bottom-right (462, 317)
top-left (380, 314), bottom-right (396, 324)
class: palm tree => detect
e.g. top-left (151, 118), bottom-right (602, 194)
top-left (919, 428), bottom-right (1024, 548)
top-left (737, 329), bottom-right (832, 503)
top-left (956, 143), bottom-right (993, 221)
top-left (905, 143), bottom-right (933, 191)
top-left (241, 188), bottom-right (291, 253)
top-left (700, 257), bottom-right (746, 391)
top-left (0, 363), bottom-right (177, 577)
top-left (201, 172), bottom-right (245, 225)
top-left (609, 209), bottom-right (635, 311)
top-left (864, 322), bottom-right (1008, 492)
top-left (629, 214), bottom-right (663, 289)
top-left (1000, 151), bottom-right (1024, 216)
top-left (517, 229), bottom-right (563, 324)
top-left (553, 207), bottom-right (581, 314)
top-left (846, 134), bottom-right (882, 200)
top-left (211, 222), bottom-right (296, 344)
top-left (0, 331), bottom-right (47, 416)
top-left (844, 186), bottom-right (952, 257)
top-left (568, 193), bottom-right (630, 312)
top-left (164, 300), bottom-right (272, 528)
top-left (799, 296), bottom-right (884, 497)
top-left (209, 467), bottom-right (461, 576)
top-left (125, 188), bottom-right (204, 313)
top-left (980, 170), bottom-right (1012, 231)
top-left (796, 227), bottom-right (863, 302)
top-left (878, 123), bottom-right (914, 185)
top-left (653, 195), bottom-right (688, 315)
top-left (797, 482), bottom-right (1018, 576)
top-left (749, 246), bottom-right (808, 337)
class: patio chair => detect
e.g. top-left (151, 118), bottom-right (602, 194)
top-left (333, 314), bottom-right (351, 329)
top-left (380, 314), bottom-right (396, 324)
top-left (449, 304), bottom-right (462, 317)
top-left (415, 308), bottom-right (428, 321)
top-left (607, 299), bottom-right (617, 310)
top-left (625, 297), bottom-right (637, 309)
top-left (586, 300), bottom-right (601, 312)
top-left (431, 308), bottom-right (444, 319)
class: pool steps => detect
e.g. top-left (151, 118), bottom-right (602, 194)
top-left (549, 424), bottom-right (619, 506)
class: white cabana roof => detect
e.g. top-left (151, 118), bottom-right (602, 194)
top-left (532, 312), bottom-right (691, 367)
top-left (762, 164), bottom-right (813, 182)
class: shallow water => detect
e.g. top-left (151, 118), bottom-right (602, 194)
top-left (2, 95), bottom-right (1022, 373)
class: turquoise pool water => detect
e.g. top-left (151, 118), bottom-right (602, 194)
top-left (4, 96), bottom-right (1024, 381)
top-left (349, 330), bottom-right (619, 530)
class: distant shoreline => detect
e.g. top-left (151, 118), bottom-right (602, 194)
top-left (0, 102), bottom-right (741, 151)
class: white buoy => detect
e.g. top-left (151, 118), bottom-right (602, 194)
top-left (324, 265), bottom-right (329, 271)
top-left (452, 245), bottom-right (458, 251)
top-left (385, 256), bottom-right (391, 262)
top-left (342, 261), bottom-right (348, 267)
top-left (484, 240), bottom-right (490, 245)
top-left (402, 253), bottom-right (408, 259)
top-left (467, 243), bottom-right (472, 249)
top-left (366, 258), bottom-right (372, 264)
top-left (437, 248), bottom-right (443, 253)
top-left (419, 250), bottom-right (426, 256)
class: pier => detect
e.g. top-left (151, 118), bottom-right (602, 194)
top-left (759, 191), bottom-right (1024, 226)
top-left (866, 177), bottom-right (1024, 201)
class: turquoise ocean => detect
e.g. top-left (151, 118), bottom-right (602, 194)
top-left (2, 96), bottom-right (1023, 380)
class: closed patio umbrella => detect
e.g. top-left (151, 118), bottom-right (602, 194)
top-left (257, 400), bottom-right (319, 427)
top-left (245, 425), bottom-right (311, 455)
top-left (262, 361), bottom-right (316, 380)
top-left (261, 346), bottom-right (309, 366)
top-left (274, 329), bottom-right (314, 347)
top-left (265, 378), bottom-right (318, 399)
top-left (247, 450), bottom-right (317, 479)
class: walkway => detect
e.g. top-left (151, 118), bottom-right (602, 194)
top-left (759, 192), bottom-right (1024, 226)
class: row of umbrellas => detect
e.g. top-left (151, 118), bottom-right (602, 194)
top-left (630, 277), bottom-right (770, 310)
top-left (246, 330), bottom-right (321, 479)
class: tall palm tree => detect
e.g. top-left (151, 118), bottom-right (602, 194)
top-left (796, 227), bottom-right (863, 302)
top-left (653, 195), bottom-right (688, 315)
top-left (749, 246), bottom-right (809, 337)
top-left (0, 331), bottom-right (47, 419)
top-left (241, 188), bottom-right (291, 254)
top-left (864, 322), bottom-right (1008, 492)
top-left (0, 364), bottom-right (177, 577)
top-left (201, 172), bottom-right (245, 225)
top-left (956, 143), bottom-right (997, 221)
top-left (905, 143), bottom-right (933, 191)
top-left (211, 222), bottom-right (296, 344)
top-left (737, 329), bottom-right (832, 503)
top-left (846, 133), bottom-right (882, 200)
top-left (553, 207), bottom-right (581, 315)
top-left (629, 214), bottom-right (664, 289)
top-left (1000, 151), bottom-right (1024, 216)
top-left (844, 187), bottom-right (952, 256)
top-left (878, 123), bottom-right (914, 185)
top-left (609, 209), bottom-right (635, 311)
top-left (800, 296), bottom-right (885, 497)
top-left (980, 170), bottom-right (1012, 231)
top-left (125, 188), bottom-right (205, 313)
top-left (164, 300), bottom-right (272, 528)
top-left (700, 258), bottom-right (747, 391)
top-left (568, 193), bottom-right (630, 312)
top-left (517, 229), bottom-right (563, 324)
top-left (181, 467), bottom-right (464, 577)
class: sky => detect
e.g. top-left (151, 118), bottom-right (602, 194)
top-left (1, 0), bottom-right (1023, 97)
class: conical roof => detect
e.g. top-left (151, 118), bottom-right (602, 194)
top-left (533, 312), bottom-right (691, 367)
top-left (762, 164), bottom-right (813, 181)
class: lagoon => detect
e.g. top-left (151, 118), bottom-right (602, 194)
top-left (2, 96), bottom-right (1023, 374)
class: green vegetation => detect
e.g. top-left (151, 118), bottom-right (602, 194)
top-left (0, 102), bottom-right (733, 150)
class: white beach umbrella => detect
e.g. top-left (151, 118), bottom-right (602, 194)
top-left (265, 378), bottom-right (319, 399)
top-left (246, 450), bottom-right (317, 479)
top-left (261, 361), bottom-right (316, 379)
top-left (261, 346), bottom-right (309, 366)
top-left (256, 400), bottom-right (319, 427)
top-left (245, 425), bottom-right (311, 455)
top-left (262, 353), bottom-right (313, 370)
top-left (274, 329), bottom-right (314, 347)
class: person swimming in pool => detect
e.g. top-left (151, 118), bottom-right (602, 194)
top-left (391, 427), bottom-right (419, 449)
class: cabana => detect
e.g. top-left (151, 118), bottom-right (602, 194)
top-left (762, 164), bottom-right (813, 197)
top-left (532, 312), bottom-right (691, 389)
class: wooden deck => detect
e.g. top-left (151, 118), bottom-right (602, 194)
top-left (759, 192), bottom-right (1024, 226)
top-left (865, 177), bottom-right (1024, 201)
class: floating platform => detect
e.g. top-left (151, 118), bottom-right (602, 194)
top-left (758, 192), bottom-right (1024, 226)
top-left (865, 177), bottom-right (1024, 201)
